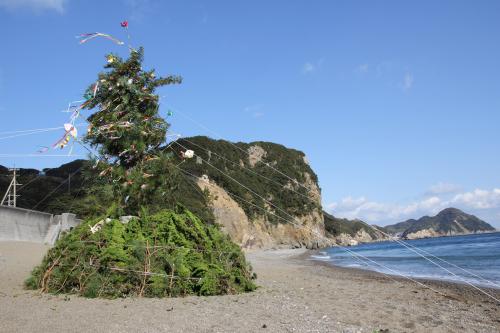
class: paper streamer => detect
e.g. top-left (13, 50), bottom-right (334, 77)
top-left (77, 33), bottom-right (124, 45)
top-left (37, 146), bottom-right (49, 154)
top-left (52, 124), bottom-right (77, 149)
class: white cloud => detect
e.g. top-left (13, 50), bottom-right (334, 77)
top-left (328, 195), bottom-right (444, 223)
top-left (125, 0), bottom-right (155, 22)
top-left (0, 0), bottom-right (67, 13)
top-left (301, 58), bottom-right (324, 75)
top-left (356, 63), bottom-right (369, 73)
top-left (302, 62), bottom-right (315, 74)
top-left (402, 72), bottom-right (414, 91)
top-left (452, 188), bottom-right (500, 209)
top-left (201, 13), bottom-right (208, 24)
top-left (243, 105), bottom-right (264, 118)
top-left (426, 182), bottom-right (461, 195)
top-left (328, 188), bottom-right (500, 225)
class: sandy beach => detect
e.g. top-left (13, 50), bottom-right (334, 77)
top-left (0, 241), bottom-right (499, 333)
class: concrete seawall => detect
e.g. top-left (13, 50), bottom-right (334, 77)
top-left (0, 206), bottom-right (81, 244)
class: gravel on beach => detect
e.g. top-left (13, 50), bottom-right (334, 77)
top-left (0, 241), bottom-right (499, 332)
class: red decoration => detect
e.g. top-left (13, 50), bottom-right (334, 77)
top-left (120, 21), bottom-right (128, 28)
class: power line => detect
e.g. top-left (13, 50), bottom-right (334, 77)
top-left (172, 129), bottom-right (500, 300)
top-left (173, 139), bottom-right (500, 303)
top-left (172, 153), bottom-right (446, 297)
top-left (178, 136), bottom-right (313, 201)
top-left (0, 154), bottom-right (84, 157)
top-left (0, 124), bottom-right (86, 141)
top-left (173, 108), bottom-right (316, 192)
top-left (30, 166), bottom-right (84, 211)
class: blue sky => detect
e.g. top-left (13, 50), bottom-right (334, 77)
top-left (0, 0), bottom-right (499, 227)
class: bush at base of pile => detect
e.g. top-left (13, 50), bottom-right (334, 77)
top-left (26, 208), bottom-right (256, 298)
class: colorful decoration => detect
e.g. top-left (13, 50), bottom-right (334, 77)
top-left (52, 123), bottom-right (78, 149)
top-left (64, 123), bottom-right (78, 138)
top-left (93, 82), bottom-right (99, 97)
top-left (121, 21), bottom-right (128, 28)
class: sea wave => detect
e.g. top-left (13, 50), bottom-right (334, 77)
top-left (310, 254), bottom-right (331, 260)
top-left (312, 232), bottom-right (500, 289)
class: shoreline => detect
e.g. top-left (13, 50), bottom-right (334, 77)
top-left (1, 241), bottom-right (499, 332)
top-left (303, 249), bottom-right (500, 305)
top-left (307, 248), bottom-right (500, 292)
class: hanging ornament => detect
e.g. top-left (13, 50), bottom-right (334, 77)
top-left (107, 55), bottom-right (115, 63)
top-left (182, 150), bottom-right (195, 159)
top-left (127, 78), bottom-right (133, 85)
top-left (64, 123), bottom-right (78, 138)
top-left (120, 21), bottom-right (129, 28)
top-left (52, 124), bottom-right (77, 149)
top-left (58, 135), bottom-right (71, 149)
top-left (167, 110), bottom-right (174, 116)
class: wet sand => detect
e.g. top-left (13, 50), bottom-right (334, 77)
top-left (0, 241), bottom-right (499, 332)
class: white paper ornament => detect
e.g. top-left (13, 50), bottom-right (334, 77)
top-left (183, 150), bottom-right (194, 159)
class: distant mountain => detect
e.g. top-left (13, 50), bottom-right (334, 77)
top-left (384, 219), bottom-right (417, 235)
top-left (323, 212), bottom-right (387, 245)
top-left (384, 208), bottom-right (496, 239)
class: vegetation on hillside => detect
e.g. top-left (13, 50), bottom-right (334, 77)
top-left (323, 211), bottom-right (383, 239)
top-left (0, 160), bottom-right (86, 211)
top-left (168, 136), bottom-right (321, 224)
top-left (0, 159), bottom-right (215, 224)
top-left (1, 134), bottom-right (322, 227)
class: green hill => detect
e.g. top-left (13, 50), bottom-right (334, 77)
top-left (323, 211), bottom-right (385, 240)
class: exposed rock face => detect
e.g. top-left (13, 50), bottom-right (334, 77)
top-left (403, 229), bottom-right (440, 240)
top-left (247, 145), bottom-right (267, 167)
top-left (333, 229), bottom-right (380, 246)
top-left (303, 172), bottom-right (321, 203)
top-left (197, 178), bottom-right (333, 250)
top-left (171, 136), bottom-right (334, 250)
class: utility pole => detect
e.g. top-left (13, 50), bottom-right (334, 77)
top-left (1, 167), bottom-right (21, 207)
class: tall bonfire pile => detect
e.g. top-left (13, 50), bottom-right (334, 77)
top-left (26, 48), bottom-right (256, 298)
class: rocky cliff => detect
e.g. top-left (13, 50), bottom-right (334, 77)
top-left (171, 136), bottom-right (332, 250)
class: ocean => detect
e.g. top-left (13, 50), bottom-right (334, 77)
top-left (312, 232), bottom-right (500, 289)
